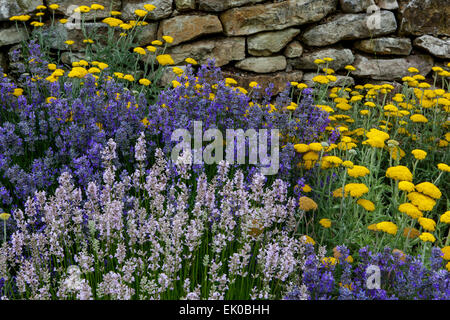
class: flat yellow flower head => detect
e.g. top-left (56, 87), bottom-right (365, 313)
top-left (0, 213), bottom-right (11, 221)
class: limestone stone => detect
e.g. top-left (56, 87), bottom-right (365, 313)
top-left (399, 0), bottom-right (450, 36)
top-left (235, 56), bottom-right (287, 74)
top-left (122, 0), bottom-right (173, 21)
top-left (376, 0), bottom-right (398, 10)
top-left (289, 48), bottom-right (354, 71)
top-left (340, 0), bottom-right (375, 13)
top-left (247, 28), bottom-right (300, 57)
top-left (175, 0), bottom-right (195, 11)
top-left (47, 0), bottom-right (120, 20)
top-left (284, 41), bottom-right (304, 58)
top-left (303, 72), bottom-right (355, 87)
top-left (158, 15), bottom-right (223, 46)
top-left (0, 0), bottom-right (43, 21)
top-left (39, 23), bottom-right (109, 51)
top-left (413, 35), bottom-right (450, 60)
top-left (354, 37), bottom-right (412, 55)
top-left (352, 54), bottom-right (434, 80)
top-left (222, 69), bottom-right (304, 95)
top-left (303, 10), bottom-right (397, 46)
top-left (135, 22), bottom-right (158, 46)
top-left (0, 51), bottom-right (6, 71)
top-left (0, 26), bottom-right (27, 46)
top-left (198, 0), bottom-right (265, 12)
top-left (220, 0), bottom-right (337, 36)
top-left (167, 37), bottom-right (245, 67)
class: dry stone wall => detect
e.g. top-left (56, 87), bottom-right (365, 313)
top-left (0, 0), bottom-right (449, 94)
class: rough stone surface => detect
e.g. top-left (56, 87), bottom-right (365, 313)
top-left (354, 37), bottom-right (412, 55)
top-left (247, 28), bottom-right (300, 57)
top-left (289, 48), bottom-right (354, 71)
top-left (135, 22), bottom-right (158, 46)
top-left (199, 0), bottom-right (265, 12)
top-left (303, 72), bottom-right (355, 87)
top-left (284, 41), bottom-right (304, 58)
top-left (0, 0), bottom-right (43, 21)
top-left (47, 0), bottom-right (120, 20)
top-left (175, 0), bottom-right (195, 11)
top-left (340, 0), bottom-right (375, 13)
top-left (399, 0), bottom-right (450, 36)
top-left (220, 0), bottom-right (338, 36)
top-left (122, 0), bottom-right (173, 21)
top-left (413, 35), bottom-right (450, 60)
top-left (235, 56), bottom-right (287, 73)
top-left (60, 51), bottom-right (86, 64)
top-left (158, 15), bottom-right (223, 46)
top-left (222, 69), bottom-right (304, 95)
top-left (39, 23), bottom-right (109, 51)
top-left (0, 26), bottom-right (27, 46)
top-left (303, 10), bottom-right (397, 46)
top-left (377, 0), bottom-right (398, 10)
top-left (167, 37), bottom-right (245, 67)
top-left (352, 54), bottom-right (434, 80)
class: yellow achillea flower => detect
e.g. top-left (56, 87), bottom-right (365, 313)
top-left (367, 223), bottom-right (378, 231)
top-left (308, 142), bottom-right (323, 152)
top-left (134, 9), bottom-right (148, 17)
top-left (342, 160), bottom-right (354, 168)
top-left (321, 156), bottom-right (342, 169)
top-left (356, 199), bottom-right (375, 212)
top-left (312, 75), bottom-right (329, 84)
top-left (123, 74), bottom-right (135, 82)
top-left (302, 151), bottom-right (319, 169)
top-left (398, 181), bottom-right (415, 192)
top-left (321, 257), bottom-right (338, 268)
top-left (407, 192), bottom-right (436, 211)
top-left (13, 88), bottom-right (24, 96)
top-left (162, 35), bottom-right (174, 43)
top-left (46, 96), bottom-right (57, 103)
top-left (0, 213), bottom-right (11, 221)
top-left (49, 4), bottom-right (59, 10)
top-left (301, 235), bottom-right (315, 245)
top-left (75, 6), bottom-right (91, 13)
top-left (319, 218), bottom-right (331, 228)
top-left (376, 221), bottom-right (398, 235)
top-left (385, 165), bottom-right (413, 182)
top-left (68, 67), bottom-right (88, 78)
top-left (152, 40), bottom-right (163, 46)
top-left (343, 183), bottom-right (369, 198)
top-left (298, 196), bottom-right (318, 212)
top-left (102, 17), bottom-right (123, 27)
top-left (418, 217), bottom-right (436, 232)
top-left (363, 128), bottom-right (389, 148)
top-left (156, 54), bottom-right (175, 66)
top-left (139, 78), bottom-right (151, 86)
top-left (446, 262), bottom-right (450, 272)
top-left (392, 249), bottom-right (406, 262)
top-left (302, 184), bottom-right (312, 193)
top-left (91, 4), bottom-right (105, 10)
top-left (133, 47), bottom-right (146, 55)
top-left (120, 23), bottom-right (132, 30)
top-left (442, 246), bottom-right (450, 260)
top-left (411, 149), bottom-right (427, 160)
top-left (345, 65), bottom-right (356, 71)
top-left (419, 232), bottom-right (436, 243)
top-left (398, 203), bottom-right (422, 219)
top-left (410, 114), bottom-right (428, 123)
top-left (408, 67), bottom-right (419, 73)
top-left (415, 182), bottom-right (441, 199)
top-left (144, 4), bottom-right (157, 11)
top-left (440, 211), bottom-right (450, 224)
top-left (347, 165), bottom-right (370, 178)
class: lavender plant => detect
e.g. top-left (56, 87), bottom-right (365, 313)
top-left (0, 136), bottom-right (315, 300)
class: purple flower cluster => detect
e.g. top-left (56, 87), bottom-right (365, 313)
top-left (284, 246), bottom-right (450, 300)
top-left (0, 42), bottom-right (331, 211)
